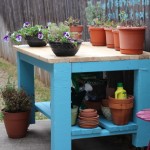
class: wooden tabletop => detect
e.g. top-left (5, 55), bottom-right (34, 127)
top-left (14, 42), bottom-right (150, 64)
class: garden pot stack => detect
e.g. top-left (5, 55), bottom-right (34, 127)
top-left (78, 109), bottom-right (99, 128)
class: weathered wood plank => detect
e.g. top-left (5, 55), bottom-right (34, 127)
top-left (1, 0), bottom-right (150, 86)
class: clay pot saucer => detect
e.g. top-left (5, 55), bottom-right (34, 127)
top-left (80, 109), bottom-right (97, 118)
top-left (78, 123), bottom-right (99, 128)
top-left (79, 120), bottom-right (99, 124)
top-left (79, 115), bottom-right (99, 120)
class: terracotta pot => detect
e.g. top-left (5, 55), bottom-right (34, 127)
top-left (70, 25), bottom-right (83, 40)
top-left (80, 109), bottom-right (97, 117)
top-left (83, 100), bottom-right (102, 114)
top-left (70, 25), bottom-right (83, 32)
top-left (118, 27), bottom-right (146, 55)
top-left (2, 111), bottom-right (30, 138)
top-left (78, 109), bottom-right (99, 128)
top-left (113, 30), bottom-right (120, 51)
top-left (78, 115), bottom-right (99, 122)
top-left (104, 28), bottom-right (114, 48)
top-left (108, 96), bottom-right (134, 125)
top-left (89, 27), bottom-right (106, 46)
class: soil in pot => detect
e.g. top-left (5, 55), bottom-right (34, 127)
top-left (104, 28), bottom-right (114, 48)
top-left (108, 96), bottom-right (134, 125)
top-left (118, 27), bottom-right (146, 55)
top-left (89, 27), bottom-right (106, 46)
top-left (113, 30), bottom-right (120, 51)
top-left (26, 36), bottom-right (47, 47)
top-left (2, 111), bottom-right (30, 138)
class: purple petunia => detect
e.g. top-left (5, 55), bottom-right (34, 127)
top-left (63, 32), bottom-right (70, 39)
top-left (16, 35), bottom-right (22, 42)
top-left (38, 32), bottom-right (43, 39)
top-left (23, 22), bottom-right (30, 28)
top-left (3, 35), bottom-right (9, 42)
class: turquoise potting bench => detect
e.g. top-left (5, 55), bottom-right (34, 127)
top-left (14, 42), bottom-right (150, 150)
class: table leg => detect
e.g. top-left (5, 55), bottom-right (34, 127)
top-left (50, 63), bottom-right (71, 150)
top-left (17, 52), bottom-right (35, 124)
top-left (133, 61), bottom-right (150, 147)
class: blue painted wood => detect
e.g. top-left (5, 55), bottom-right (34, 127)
top-left (132, 60), bottom-right (150, 147)
top-left (19, 52), bottom-right (53, 72)
top-left (72, 128), bottom-right (138, 140)
top-left (99, 118), bottom-right (138, 132)
top-left (72, 126), bottom-right (102, 139)
top-left (50, 63), bottom-right (72, 150)
top-left (17, 50), bottom-right (150, 148)
top-left (72, 60), bottom-right (147, 73)
top-left (35, 102), bottom-right (51, 119)
top-left (17, 52), bottom-right (35, 124)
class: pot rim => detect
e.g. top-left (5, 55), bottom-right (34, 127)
top-left (117, 26), bottom-right (147, 30)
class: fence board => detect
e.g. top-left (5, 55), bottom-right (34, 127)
top-left (0, 0), bottom-right (150, 85)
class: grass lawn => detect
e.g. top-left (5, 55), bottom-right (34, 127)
top-left (0, 57), bottom-right (50, 121)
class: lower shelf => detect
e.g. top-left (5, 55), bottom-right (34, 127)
top-left (35, 102), bottom-right (137, 140)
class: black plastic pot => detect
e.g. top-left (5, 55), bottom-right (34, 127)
top-left (26, 36), bottom-right (46, 47)
top-left (49, 41), bottom-right (82, 56)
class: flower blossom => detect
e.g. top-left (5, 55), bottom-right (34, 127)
top-left (38, 32), bottom-right (43, 39)
top-left (63, 32), bottom-right (70, 39)
top-left (3, 35), bottom-right (9, 42)
top-left (16, 35), bottom-right (22, 42)
top-left (23, 22), bottom-right (30, 28)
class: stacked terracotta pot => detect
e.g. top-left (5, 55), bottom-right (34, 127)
top-left (108, 95), bottom-right (134, 125)
top-left (78, 109), bottom-right (99, 128)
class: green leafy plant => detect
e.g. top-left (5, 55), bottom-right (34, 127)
top-left (1, 78), bottom-right (31, 113)
top-left (85, 1), bottom-right (105, 27)
top-left (3, 22), bottom-right (48, 44)
top-left (119, 11), bottom-right (145, 27)
top-left (64, 16), bottom-right (80, 26)
top-left (47, 22), bottom-right (78, 46)
top-left (104, 20), bottom-right (118, 28)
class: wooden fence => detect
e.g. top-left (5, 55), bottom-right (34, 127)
top-left (0, 0), bottom-right (150, 86)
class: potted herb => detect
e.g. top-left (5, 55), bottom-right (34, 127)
top-left (64, 16), bottom-right (83, 39)
top-left (118, 11), bottom-right (146, 54)
top-left (3, 22), bottom-right (47, 47)
top-left (1, 78), bottom-right (31, 138)
top-left (47, 22), bottom-right (82, 56)
top-left (85, 1), bottom-right (106, 46)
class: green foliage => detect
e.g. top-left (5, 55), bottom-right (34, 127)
top-left (47, 22), bottom-right (78, 46)
top-left (85, 1), bottom-right (105, 27)
top-left (1, 77), bottom-right (31, 113)
top-left (119, 11), bottom-right (145, 27)
top-left (64, 16), bottom-right (80, 26)
top-left (104, 20), bottom-right (118, 28)
top-left (4, 23), bottom-right (48, 44)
